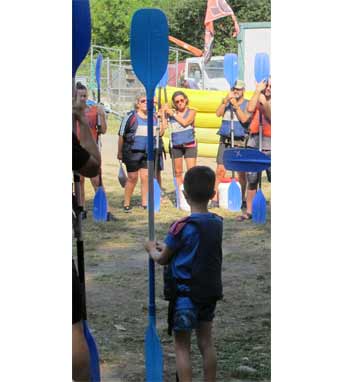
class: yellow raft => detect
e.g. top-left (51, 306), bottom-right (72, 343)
top-left (157, 86), bottom-right (253, 158)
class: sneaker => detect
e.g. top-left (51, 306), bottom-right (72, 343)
top-left (107, 212), bottom-right (118, 221)
top-left (123, 206), bottom-right (132, 213)
top-left (209, 200), bottom-right (219, 209)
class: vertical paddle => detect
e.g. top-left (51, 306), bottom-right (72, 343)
top-left (164, 86), bottom-right (180, 208)
top-left (252, 52), bottom-right (270, 224)
top-left (72, 1), bottom-right (101, 381)
top-left (130, 9), bottom-right (169, 382)
top-left (93, 53), bottom-right (108, 222)
top-left (224, 53), bottom-right (242, 211)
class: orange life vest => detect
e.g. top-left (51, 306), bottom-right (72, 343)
top-left (76, 105), bottom-right (98, 142)
top-left (249, 107), bottom-right (271, 137)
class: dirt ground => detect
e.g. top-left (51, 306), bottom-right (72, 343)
top-left (76, 134), bottom-right (271, 381)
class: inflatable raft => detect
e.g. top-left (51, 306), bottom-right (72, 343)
top-left (157, 86), bottom-right (253, 158)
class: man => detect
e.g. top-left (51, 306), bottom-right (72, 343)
top-left (72, 100), bottom-right (100, 381)
top-left (210, 79), bottom-right (251, 208)
top-left (238, 78), bottom-right (271, 221)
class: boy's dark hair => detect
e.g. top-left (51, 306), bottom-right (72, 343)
top-left (184, 166), bottom-right (215, 203)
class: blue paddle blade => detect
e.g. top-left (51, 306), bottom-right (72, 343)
top-left (158, 67), bottom-right (168, 88)
top-left (254, 52), bottom-right (270, 83)
top-left (83, 320), bottom-right (101, 382)
top-left (252, 189), bottom-right (267, 224)
top-left (145, 317), bottom-right (163, 382)
top-left (154, 179), bottom-right (161, 212)
top-left (224, 148), bottom-right (271, 172)
top-left (224, 53), bottom-right (238, 88)
top-left (93, 186), bottom-right (108, 222)
top-left (130, 9), bottom-right (169, 98)
top-left (228, 179), bottom-right (242, 211)
top-left (95, 54), bottom-right (103, 88)
top-left (72, 0), bottom-right (91, 77)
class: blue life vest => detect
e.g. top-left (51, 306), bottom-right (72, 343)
top-left (217, 100), bottom-right (248, 139)
top-left (169, 109), bottom-right (195, 146)
top-left (123, 111), bottom-right (157, 153)
top-left (164, 213), bottom-right (223, 304)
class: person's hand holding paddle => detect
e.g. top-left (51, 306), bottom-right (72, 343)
top-left (255, 79), bottom-right (267, 93)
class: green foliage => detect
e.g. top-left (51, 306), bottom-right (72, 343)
top-left (90, 0), bottom-right (270, 59)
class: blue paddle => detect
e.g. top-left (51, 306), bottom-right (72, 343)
top-left (93, 53), bottom-right (108, 222)
top-left (252, 53), bottom-right (270, 224)
top-left (223, 148), bottom-right (271, 172)
top-left (72, 1), bottom-right (101, 381)
top-left (131, 9), bottom-right (169, 381)
top-left (224, 53), bottom-right (241, 211)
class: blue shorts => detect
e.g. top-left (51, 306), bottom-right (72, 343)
top-left (173, 303), bottom-right (216, 333)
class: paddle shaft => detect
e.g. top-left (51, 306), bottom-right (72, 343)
top-left (147, 94), bottom-right (156, 317)
top-left (154, 87), bottom-right (161, 176)
top-left (96, 62), bottom-right (103, 188)
top-left (230, 106), bottom-right (235, 179)
top-left (258, 111), bottom-right (263, 190)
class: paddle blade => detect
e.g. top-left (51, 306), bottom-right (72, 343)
top-left (224, 53), bottom-right (238, 88)
top-left (254, 52), bottom-right (270, 83)
top-left (72, 0), bottom-right (91, 77)
top-left (228, 179), bottom-right (242, 211)
top-left (158, 67), bottom-right (168, 88)
top-left (145, 319), bottom-right (163, 382)
top-left (93, 186), bottom-right (108, 222)
top-left (83, 320), bottom-right (101, 382)
top-left (154, 179), bottom-right (161, 212)
top-left (95, 53), bottom-right (103, 88)
top-left (118, 163), bottom-right (127, 188)
top-left (252, 189), bottom-right (267, 224)
top-left (130, 9), bottom-right (169, 95)
top-left (223, 148), bottom-right (271, 172)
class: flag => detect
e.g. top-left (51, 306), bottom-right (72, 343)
top-left (204, 0), bottom-right (240, 64)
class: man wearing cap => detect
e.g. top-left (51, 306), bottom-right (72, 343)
top-left (210, 79), bottom-right (251, 208)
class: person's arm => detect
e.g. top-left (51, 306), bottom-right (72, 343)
top-left (247, 80), bottom-right (267, 113)
top-left (215, 91), bottom-right (233, 117)
top-left (73, 104), bottom-right (101, 177)
top-left (167, 108), bottom-right (196, 127)
top-left (259, 95), bottom-right (271, 121)
top-left (117, 113), bottom-right (131, 160)
top-left (230, 99), bottom-right (251, 124)
top-left (158, 108), bottom-right (167, 136)
top-left (117, 135), bottom-right (124, 161)
top-left (97, 105), bottom-right (107, 134)
top-left (145, 241), bottom-right (174, 265)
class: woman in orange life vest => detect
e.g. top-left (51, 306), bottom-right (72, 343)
top-left (163, 91), bottom-right (197, 187)
top-left (117, 94), bottom-right (166, 212)
top-left (238, 77), bottom-right (271, 221)
top-left (75, 82), bottom-right (117, 221)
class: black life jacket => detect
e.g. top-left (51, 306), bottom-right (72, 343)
top-left (164, 213), bottom-right (223, 305)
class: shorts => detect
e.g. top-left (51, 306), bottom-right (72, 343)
top-left (123, 152), bottom-right (148, 173)
top-left (216, 138), bottom-right (246, 165)
top-left (173, 303), bottom-right (217, 332)
top-left (170, 144), bottom-right (197, 159)
top-left (72, 260), bottom-right (83, 324)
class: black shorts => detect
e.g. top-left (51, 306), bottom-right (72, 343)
top-left (72, 260), bottom-right (83, 324)
top-left (171, 145), bottom-right (197, 159)
top-left (123, 152), bottom-right (148, 173)
top-left (216, 138), bottom-right (246, 165)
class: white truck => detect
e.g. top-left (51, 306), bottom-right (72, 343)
top-left (183, 22), bottom-right (271, 91)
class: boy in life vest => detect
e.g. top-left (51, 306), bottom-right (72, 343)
top-left (145, 166), bottom-right (223, 382)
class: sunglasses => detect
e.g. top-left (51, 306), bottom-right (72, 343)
top-left (174, 98), bottom-right (185, 104)
top-left (139, 99), bottom-right (146, 104)
top-left (233, 88), bottom-right (244, 91)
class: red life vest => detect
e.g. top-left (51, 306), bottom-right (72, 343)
top-left (76, 105), bottom-right (98, 142)
top-left (249, 107), bottom-right (271, 137)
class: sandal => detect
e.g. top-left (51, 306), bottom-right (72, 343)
top-left (236, 212), bottom-right (252, 221)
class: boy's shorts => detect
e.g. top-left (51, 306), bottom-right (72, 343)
top-left (173, 303), bottom-right (216, 332)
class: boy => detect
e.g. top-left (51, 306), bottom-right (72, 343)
top-left (145, 166), bottom-right (223, 382)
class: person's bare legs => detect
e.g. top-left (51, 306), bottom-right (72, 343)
top-left (90, 174), bottom-right (100, 192)
top-left (246, 188), bottom-right (257, 215)
top-left (174, 331), bottom-right (192, 382)
top-left (196, 321), bottom-right (216, 382)
top-left (237, 171), bottom-right (247, 203)
top-left (185, 157), bottom-right (196, 171)
top-left (124, 171), bottom-right (138, 206)
top-left (139, 168), bottom-right (148, 207)
top-left (174, 158), bottom-right (184, 188)
top-left (72, 321), bottom-right (90, 382)
top-left (213, 164), bottom-right (226, 202)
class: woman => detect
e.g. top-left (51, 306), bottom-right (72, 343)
top-left (117, 94), bottom-right (163, 212)
top-left (75, 82), bottom-right (117, 221)
top-left (164, 91), bottom-right (197, 187)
